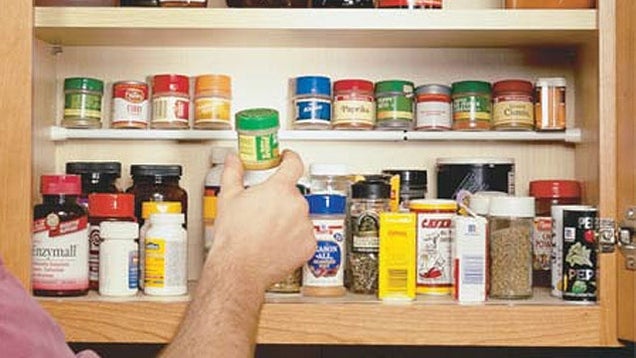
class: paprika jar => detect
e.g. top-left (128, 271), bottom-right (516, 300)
top-left (236, 108), bottom-right (281, 170)
top-left (151, 74), bottom-right (190, 129)
top-left (375, 80), bottom-right (414, 130)
top-left (194, 74), bottom-right (232, 130)
top-left (451, 80), bottom-right (492, 131)
top-left (535, 77), bottom-right (567, 131)
top-left (62, 77), bottom-right (104, 129)
top-left (332, 79), bottom-right (375, 130)
top-left (292, 76), bottom-right (332, 130)
top-left (492, 79), bottom-right (534, 131)
top-left (415, 84), bottom-right (452, 131)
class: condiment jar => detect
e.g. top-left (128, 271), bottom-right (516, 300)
top-left (375, 80), bottom-right (415, 130)
top-left (66, 161), bottom-right (122, 208)
top-left (309, 163), bottom-right (352, 196)
top-left (292, 76), bottom-right (332, 130)
top-left (99, 221), bottom-right (139, 297)
top-left (159, 0), bottom-right (207, 6)
top-left (194, 74), bottom-right (232, 130)
top-left (492, 79), bottom-right (534, 131)
top-left (144, 213), bottom-right (188, 296)
top-left (111, 81), bottom-right (150, 129)
top-left (488, 196), bottom-right (535, 299)
top-left (535, 77), bottom-right (567, 131)
top-left (451, 80), bottom-right (492, 131)
top-left (382, 169), bottom-right (427, 212)
top-left (151, 74), bottom-right (190, 129)
top-left (235, 108), bottom-right (281, 170)
top-left (332, 79), bottom-right (375, 130)
top-left (62, 77), bottom-right (104, 129)
top-left (414, 84), bottom-right (452, 131)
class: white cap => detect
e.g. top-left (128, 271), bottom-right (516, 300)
top-left (468, 192), bottom-right (508, 216)
top-left (309, 163), bottom-right (350, 176)
top-left (99, 221), bottom-right (139, 240)
top-left (536, 77), bottom-right (567, 87)
top-left (210, 147), bottom-right (233, 165)
top-left (489, 196), bottom-right (535, 218)
top-left (149, 213), bottom-right (185, 225)
top-left (243, 168), bottom-right (277, 187)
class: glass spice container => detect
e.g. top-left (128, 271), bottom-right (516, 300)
top-left (374, 80), bottom-right (415, 130)
top-left (535, 77), bottom-right (567, 131)
top-left (492, 79), bottom-right (534, 131)
top-left (414, 84), bottom-right (452, 131)
top-left (309, 163), bottom-right (352, 196)
top-left (151, 74), bottom-right (190, 129)
top-left (347, 180), bottom-right (391, 294)
top-left (194, 74), bottom-right (232, 130)
top-left (488, 196), bottom-right (535, 299)
top-left (332, 79), bottom-right (375, 130)
top-left (62, 77), bottom-right (104, 129)
top-left (451, 80), bottom-right (492, 131)
top-left (292, 76), bottom-right (332, 130)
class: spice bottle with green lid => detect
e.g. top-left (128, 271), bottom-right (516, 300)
top-left (62, 77), bottom-right (104, 129)
top-left (375, 80), bottom-right (415, 130)
top-left (451, 80), bottom-right (492, 131)
top-left (236, 108), bottom-right (281, 170)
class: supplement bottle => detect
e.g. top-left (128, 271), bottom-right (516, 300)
top-left (66, 161), bottom-right (121, 208)
top-left (99, 221), bottom-right (139, 297)
top-left (144, 213), bottom-right (188, 296)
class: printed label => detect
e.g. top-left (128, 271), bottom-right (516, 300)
top-left (194, 97), bottom-right (231, 123)
top-left (238, 133), bottom-right (280, 163)
top-left (532, 217), bottom-right (553, 271)
top-left (416, 213), bottom-right (453, 288)
top-left (64, 93), bottom-right (102, 120)
top-left (332, 99), bottom-right (375, 125)
top-left (452, 95), bottom-right (491, 121)
top-left (112, 97), bottom-right (149, 125)
top-left (152, 96), bottom-right (189, 123)
top-left (452, 216), bottom-right (487, 302)
top-left (88, 224), bottom-right (102, 285)
top-left (351, 211), bottom-right (380, 253)
top-left (493, 97), bottom-right (533, 127)
top-left (295, 98), bottom-right (331, 122)
top-left (203, 185), bottom-right (220, 220)
top-left (145, 237), bottom-right (187, 289)
top-left (303, 219), bottom-right (345, 287)
top-left (32, 216), bottom-right (89, 291)
top-left (129, 250), bottom-right (139, 289)
top-left (415, 101), bottom-right (452, 129)
top-left (562, 211), bottom-right (597, 301)
top-left (376, 95), bottom-right (413, 122)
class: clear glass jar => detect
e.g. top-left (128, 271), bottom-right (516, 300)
top-left (488, 196), bottom-right (535, 299)
top-left (293, 76), bottom-right (332, 130)
top-left (309, 163), bottom-right (352, 196)
top-left (332, 79), bottom-right (375, 130)
top-left (535, 77), bottom-right (567, 131)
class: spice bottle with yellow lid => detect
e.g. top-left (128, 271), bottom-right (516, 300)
top-left (236, 108), bottom-right (281, 170)
top-left (194, 74), bottom-right (232, 130)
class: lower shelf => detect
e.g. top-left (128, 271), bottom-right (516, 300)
top-left (39, 287), bottom-right (605, 346)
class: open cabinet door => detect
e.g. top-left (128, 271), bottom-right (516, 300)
top-left (616, 0), bottom-right (636, 344)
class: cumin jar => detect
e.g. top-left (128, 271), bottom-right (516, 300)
top-left (451, 80), bottom-right (492, 131)
top-left (194, 74), bottom-right (232, 130)
top-left (151, 74), bottom-right (190, 129)
top-left (492, 80), bottom-right (534, 131)
top-left (332, 79), bottom-right (375, 130)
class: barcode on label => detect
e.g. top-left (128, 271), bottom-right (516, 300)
top-left (387, 269), bottom-right (408, 291)
top-left (462, 255), bottom-right (484, 285)
top-left (153, 100), bottom-right (168, 120)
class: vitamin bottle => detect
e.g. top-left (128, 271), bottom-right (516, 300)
top-left (144, 213), bottom-right (188, 296)
top-left (66, 161), bottom-right (121, 208)
top-left (99, 221), bottom-right (139, 297)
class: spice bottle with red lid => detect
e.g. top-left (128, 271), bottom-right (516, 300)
top-left (32, 175), bottom-right (89, 297)
top-left (88, 193), bottom-right (136, 290)
top-left (492, 79), bottom-right (534, 131)
top-left (332, 79), bottom-right (375, 130)
top-left (151, 74), bottom-right (190, 129)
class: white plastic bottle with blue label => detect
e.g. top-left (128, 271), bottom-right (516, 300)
top-left (99, 221), bottom-right (139, 297)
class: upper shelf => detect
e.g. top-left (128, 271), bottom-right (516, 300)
top-left (34, 7), bottom-right (598, 47)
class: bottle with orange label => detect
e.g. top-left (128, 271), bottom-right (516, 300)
top-left (194, 74), bottom-right (232, 130)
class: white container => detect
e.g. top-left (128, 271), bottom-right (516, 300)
top-left (144, 213), bottom-right (188, 296)
top-left (243, 167), bottom-right (277, 187)
top-left (99, 221), bottom-right (139, 297)
top-left (308, 163), bottom-right (352, 195)
top-left (452, 215), bottom-right (488, 304)
top-left (468, 191), bottom-right (510, 216)
top-left (204, 147), bottom-right (232, 255)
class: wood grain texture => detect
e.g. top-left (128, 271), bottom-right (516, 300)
top-left (0, 0), bottom-right (33, 285)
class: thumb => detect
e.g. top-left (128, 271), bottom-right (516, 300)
top-left (219, 153), bottom-right (245, 199)
top-left (270, 150), bottom-right (304, 185)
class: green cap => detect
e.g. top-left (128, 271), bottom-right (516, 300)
top-left (235, 108), bottom-right (280, 131)
top-left (64, 77), bottom-right (104, 93)
top-left (375, 80), bottom-right (414, 95)
top-left (451, 80), bottom-right (492, 94)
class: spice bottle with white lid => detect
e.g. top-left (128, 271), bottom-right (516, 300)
top-left (144, 213), bottom-right (188, 296)
top-left (488, 196), bottom-right (535, 299)
top-left (99, 221), bottom-right (139, 297)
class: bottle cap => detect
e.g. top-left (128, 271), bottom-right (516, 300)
top-left (99, 221), bottom-right (139, 240)
top-left (149, 213), bottom-right (185, 225)
top-left (352, 180), bottom-right (391, 199)
top-left (529, 180), bottom-right (581, 199)
top-left (536, 77), bottom-right (567, 87)
top-left (88, 193), bottom-right (135, 218)
top-left (493, 79), bottom-right (534, 94)
top-left (468, 191), bottom-right (508, 215)
top-left (210, 147), bottom-right (233, 165)
top-left (415, 84), bottom-right (451, 96)
top-left (130, 164), bottom-right (182, 177)
top-left (41, 175), bottom-right (82, 195)
top-left (235, 108), bottom-right (280, 131)
top-left (451, 80), bottom-right (492, 95)
top-left (306, 194), bottom-right (347, 215)
top-left (489, 196), bottom-right (535, 218)
top-left (374, 80), bottom-right (414, 95)
top-left (152, 74), bottom-right (189, 95)
top-left (64, 77), bottom-right (104, 93)
top-left (409, 199), bottom-right (457, 211)
top-left (381, 169), bottom-right (427, 188)
top-left (295, 76), bottom-right (331, 96)
top-left (195, 74), bottom-right (231, 96)
top-left (66, 162), bottom-right (122, 176)
top-left (142, 201), bottom-right (183, 220)
top-left (333, 79), bottom-right (374, 93)
top-left (309, 163), bottom-right (350, 176)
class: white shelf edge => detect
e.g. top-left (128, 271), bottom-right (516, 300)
top-left (49, 126), bottom-right (582, 143)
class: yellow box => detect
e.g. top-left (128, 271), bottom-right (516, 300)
top-left (378, 212), bottom-right (416, 301)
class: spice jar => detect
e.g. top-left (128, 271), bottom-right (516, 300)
top-left (535, 77), bottom-right (567, 131)
top-left (415, 84), bottom-right (452, 131)
top-left (66, 161), bottom-right (122, 208)
top-left (144, 213), bottom-right (188, 296)
top-left (151, 74), bottom-right (190, 129)
top-left (33, 175), bottom-right (89, 297)
top-left (111, 81), bottom-right (150, 129)
top-left (194, 74), bottom-right (232, 130)
top-left (529, 180), bottom-right (581, 288)
top-left (309, 163), bottom-right (352, 196)
top-left (347, 180), bottom-right (391, 294)
top-left (292, 76), bottom-right (332, 130)
top-left (159, 0), bottom-right (207, 6)
top-left (99, 221), bottom-right (139, 297)
top-left (236, 108), bottom-right (281, 170)
top-left (382, 169), bottom-right (427, 212)
top-left (488, 196), bottom-right (535, 299)
top-left (451, 80), bottom-right (492, 131)
top-left (62, 77), bottom-right (104, 129)
top-left (492, 79), bottom-right (534, 131)
top-left (375, 80), bottom-right (414, 130)
top-left (268, 268), bottom-right (302, 294)
top-left (332, 79), bottom-right (375, 130)
top-left (377, 0), bottom-right (442, 7)
top-left (303, 194), bottom-right (347, 297)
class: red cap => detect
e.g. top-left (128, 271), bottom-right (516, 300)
top-left (493, 79), bottom-right (533, 94)
top-left (334, 79), bottom-right (374, 93)
top-left (152, 74), bottom-right (189, 95)
top-left (41, 175), bottom-right (82, 195)
top-left (529, 180), bottom-right (581, 199)
top-left (88, 193), bottom-right (135, 218)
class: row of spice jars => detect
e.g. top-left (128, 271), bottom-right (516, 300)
top-left (61, 74), bottom-right (232, 130)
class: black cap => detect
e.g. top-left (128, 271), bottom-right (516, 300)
top-left (130, 164), bottom-right (182, 177)
top-left (382, 169), bottom-right (428, 188)
top-left (66, 162), bottom-right (121, 177)
top-left (352, 180), bottom-right (391, 199)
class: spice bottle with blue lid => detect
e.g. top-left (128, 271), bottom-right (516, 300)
top-left (62, 77), bottom-right (104, 129)
top-left (292, 76), bottom-right (332, 130)
top-left (302, 194), bottom-right (348, 297)
top-left (236, 108), bottom-right (281, 170)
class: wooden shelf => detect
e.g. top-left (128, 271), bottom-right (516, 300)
top-left (34, 7), bottom-right (597, 47)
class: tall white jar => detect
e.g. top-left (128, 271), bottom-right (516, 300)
top-left (144, 213), bottom-right (188, 296)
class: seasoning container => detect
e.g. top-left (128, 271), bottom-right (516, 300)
top-left (99, 221), bottom-right (139, 297)
top-left (204, 147), bottom-right (232, 255)
top-left (151, 74), bottom-right (190, 129)
top-left (375, 80), bottom-right (414, 130)
top-left (302, 194), bottom-right (347, 297)
top-left (292, 76), bottom-right (332, 130)
top-left (348, 180), bottom-right (391, 294)
top-left (111, 81), bottom-right (150, 129)
top-left (409, 199), bottom-right (457, 295)
top-left (529, 180), bottom-right (581, 288)
top-left (236, 108), bottom-right (281, 170)
top-left (32, 175), bottom-right (89, 297)
top-left (309, 163), bottom-right (352, 195)
top-left (381, 169), bottom-right (427, 212)
top-left (453, 215), bottom-right (488, 303)
top-left (126, 165), bottom-right (188, 226)
top-left (535, 77), bottom-right (567, 131)
top-left (332, 79), bottom-right (375, 130)
top-left (562, 207), bottom-right (598, 302)
top-left (88, 193), bottom-right (136, 290)
top-left (144, 213), bottom-right (188, 296)
top-left (66, 161), bottom-right (122, 208)
top-left (492, 79), bottom-right (534, 131)
top-left (378, 212), bottom-right (417, 301)
top-left (194, 74), bottom-right (232, 130)
top-left (488, 196), bottom-right (534, 299)
top-left (415, 84), bottom-right (452, 131)
top-left (62, 77), bottom-right (104, 129)
top-left (159, 0), bottom-right (207, 6)
top-left (436, 158), bottom-right (515, 200)
top-left (451, 80), bottom-right (492, 131)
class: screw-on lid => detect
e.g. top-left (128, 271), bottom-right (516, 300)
top-left (468, 191), bottom-right (509, 215)
top-left (382, 169), bottom-right (427, 188)
top-left (99, 221), bottom-right (139, 240)
top-left (409, 199), bottom-right (457, 211)
top-left (529, 180), bottom-right (581, 199)
top-left (149, 213), bottom-right (185, 225)
top-left (492, 79), bottom-right (534, 94)
top-left (436, 157), bottom-right (514, 165)
top-left (352, 180), bottom-right (391, 200)
top-left (309, 163), bottom-right (350, 176)
top-left (64, 77), bottom-right (104, 93)
top-left (535, 77), bottom-right (567, 87)
top-left (210, 147), bottom-right (233, 165)
top-left (89, 193), bottom-right (135, 218)
top-left (306, 194), bottom-right (347, 215)
top-left (375, 80), bottom-right (414, 95)
top-left (152, 74), bottom-right (189, 94)
top-left (235, 108), bottom-right (280, 131)
top-left (243, 168), bottom-right (278, 187)
top-left (489, 196), bottom-right (535, 218)
top-left (333, 79), bottom-right (374, 93)
top-left (41, 175), bottom-right (82, 195)
top-left (142, 202), bottom-right (182, 219)
top-left (66, 162), bottom-right (122, 176)
top-left (451, 80), bottom-right (492, 95)
top-left (195, 74), bottom-right (231, 96)
top-left (130, 164), bottom-right (182, 177)
top-left (295, 76), bottom-right (331, 96)
top-left (415, 84), bottom-right (451, 96)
